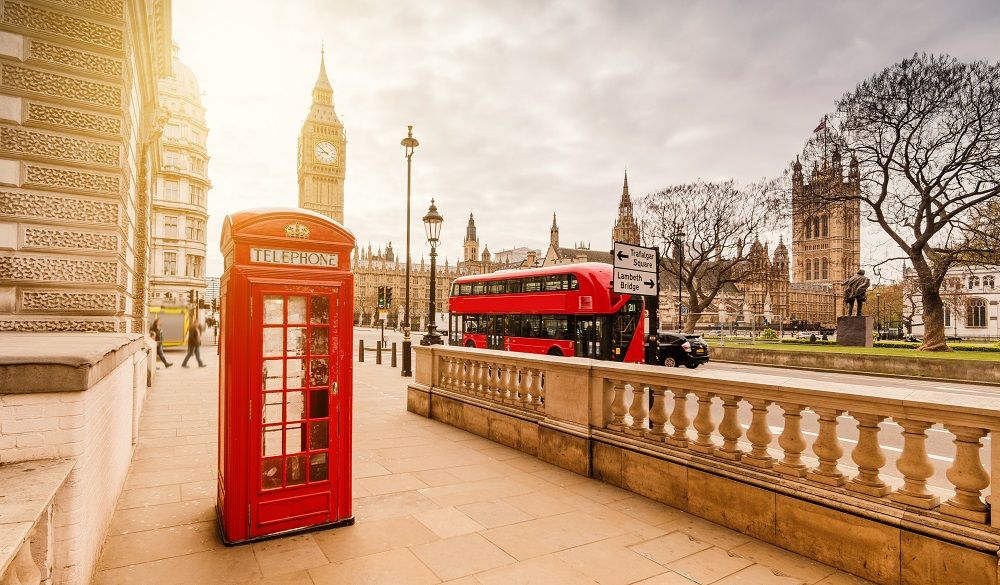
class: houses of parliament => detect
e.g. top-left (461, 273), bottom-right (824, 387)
top-left (296, 53), bottom-right (859, 329)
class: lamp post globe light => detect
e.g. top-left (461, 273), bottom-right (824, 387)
top-left (401, 125), bottom-right (419, 377)
top-left (421, 199), bottom-right (444, 346)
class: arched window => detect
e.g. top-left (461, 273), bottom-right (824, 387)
top-left (821, 215), bottom-right (829, 237)
top-left (985, 276), bottom-right (996, 289)
top-left (814, 259), bottom-right (821, 280)
top-left (968, 276), bottom-right (980, 289)
top-left (805, 260), bottom-right (812, 280)
top-left (967, 298), bottom-right (988, 328)
top-left (821, 258), bottom-right (829, 280)
top-left (944, 306), bottom-right (952, 327)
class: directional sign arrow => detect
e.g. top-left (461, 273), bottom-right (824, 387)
top-left (616, 251), bottom-right (629, 261)
top-left (644, 279), bottom-right (654, 287)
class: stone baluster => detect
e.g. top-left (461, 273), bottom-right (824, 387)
top-left (608, 380), bottom-right (628, 430)
top-left (847, 412), bottom-right (890, 496)
top-left (477, 360), bottom-right (489, 396)
top-left (531, 369), bottom-right (545, 407)
top-left (690, 391), bottom-right (716, 454)
top-left (807, 408), bottom-right (845, 485)
top-left (940, 425), bottom-right (990, 523)
top-left (498, 365), bottom-right (512, 401)
top-left (716, 394), bottom-right (744, 461)
top-left (464, 359), bottom-right (476, 394)
top-left (666, 389), bottom-right (690, 447)
top-left (889, 419), bottom-right (940, 509)
top-left (743, 399), bottom-right (773, 468)
top-left (7, 534), bottom-right (41, 585)
top-left (774, 403), bottom-right (808, 478)
top-left (648, 386), bottom-right (670, 439)
top-left (440, 356), bottom-right (453, 389)
top-left (516, 367), bottom-right (531, 405)
top-left (627, 383), bottom-right (649, 435)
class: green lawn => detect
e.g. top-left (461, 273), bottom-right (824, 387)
top-left (705, 340), bottom-right (1000, 361)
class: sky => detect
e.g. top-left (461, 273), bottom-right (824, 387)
top-left (172, 0), bottom-right (1000, 283)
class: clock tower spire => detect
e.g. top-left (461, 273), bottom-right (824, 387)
top-left (298, 46), bottom-right (346, 224)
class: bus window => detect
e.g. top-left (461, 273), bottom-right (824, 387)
top-left (488, 281), bottom-right (504, 294)
top-left (523, 315), bottom-right (541, 337)
top-left (524, 278), bottom-right (542, 292)
top-left (504, 315), bottom-right (521, 336)
top-left (544, 275), bottom-right (563, 292)
top-left (611, 298), bottom-right (642, 361)
top-left (459, 283), bottom-right (472, 295)
top-left (542, 316), bottom-right (568, 339)
top-left (450, 283), bottom-right (458, 296)
top-left (449, 314), bottom-right (463, 344)
top-left (464, 315), bottom-right (479, 333)
top-left (507, 279), bottom-right (522, 293)
top-left (568, 275), bottom-right (579, 290)
top-left (472, 283), bottom-right (486, 295)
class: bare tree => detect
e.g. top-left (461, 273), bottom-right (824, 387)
top-left (808, 53), bottom-right (1000, 351)
top-left (638, 179), bottom-right (785, 333)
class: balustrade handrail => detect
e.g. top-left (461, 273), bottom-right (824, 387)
top-left (0, 460), bottom-right (72, 585)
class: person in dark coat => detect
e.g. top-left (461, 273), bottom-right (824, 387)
top-left (182, 317), bottom-right (206, 368)
top-left (149, 318), bottom-right (172, 368)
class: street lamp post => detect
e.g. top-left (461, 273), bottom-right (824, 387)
top-left (674, 224), bottom-right (685, 331)
top-left (400, 125), bottom-right (419, 377)
top-left (876, 290), bottom-right (882, 341)
top-left (421, 199), bottom-right (444, 346)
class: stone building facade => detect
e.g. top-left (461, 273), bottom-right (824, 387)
top-left (0, 0), bottom-right (173, 333)
top-left (907, 264), bottom-right (1000, 340)
top-left (352, 242), bottom-right (457, 329)
top-left (297, 50), bottom-right (346, 224)
top-left (148, 45), bottom-right (209, 306)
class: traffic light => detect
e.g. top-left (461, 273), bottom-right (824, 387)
top-left (385, 288), bottom-right (392, 309)
top-left (188, 289), bottom-right (196, 304)
top-left (377, 286), bottom-right (385, 309)
top-left (211, 298), bottom-right (218, 312)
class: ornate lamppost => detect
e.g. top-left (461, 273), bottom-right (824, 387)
top-left (876, 290), bottom-right (882, 341)
top-left (420, 199), bottom-right (444, 346)
top-left (401, 125), bottom-right (419, 377)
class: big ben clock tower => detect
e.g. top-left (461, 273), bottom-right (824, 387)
top-left (298, 49), bottom-right (346, 223)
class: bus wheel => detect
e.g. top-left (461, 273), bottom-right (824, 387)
top-left (662, 356), bottom-right (677, 367)
top-left (465, 340), bottom-right (476, 348)
top-left (547, 347), bottom-right (563, 356)
top-left (684, 363), bottom-right (699, 369)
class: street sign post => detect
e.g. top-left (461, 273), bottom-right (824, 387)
top-left (612, 241), bottom-right (660, 365)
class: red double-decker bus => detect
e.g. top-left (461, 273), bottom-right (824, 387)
top-left (447, 262), bottom-right (646, 363)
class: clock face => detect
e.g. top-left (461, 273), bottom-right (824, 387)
top-left (314, 141), bottom-right (337, 164)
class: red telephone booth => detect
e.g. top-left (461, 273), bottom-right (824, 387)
top-left (217, 208), bottom-right (355, 544)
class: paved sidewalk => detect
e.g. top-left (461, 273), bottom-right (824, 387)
top-left (92, 347), bottom-right (872, 585)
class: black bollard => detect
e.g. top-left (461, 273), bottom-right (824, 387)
top-left (358, 339), bottom-right (364, 362)
top-left (391, 342), bottom-right (397, 368)
top-left (376, 341), bottom-right (382, 365)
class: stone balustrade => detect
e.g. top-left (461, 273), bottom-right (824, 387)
top-left (597, 365), bottom-right (998, 526)
top-left (0, 460), bottom-right (72, 585)
top-left (409, 345), bottom-right (1000, 584)
top-left (434, 353), bottom-right (546, 412)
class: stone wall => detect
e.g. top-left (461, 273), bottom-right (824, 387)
top-left (0, 332), bottom-right (149, 585)
top-left (0, 0), bottom-right (171, 334)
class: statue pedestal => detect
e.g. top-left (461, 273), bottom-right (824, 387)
top-left (837, 316), bottom-right (873, 348)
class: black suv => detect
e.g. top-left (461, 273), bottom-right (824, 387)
top-left (657, 332), bottom-right (710, 369)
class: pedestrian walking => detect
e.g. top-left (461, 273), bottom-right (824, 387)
top-left (182, 318), bottom-right (206, 368)
top-left (149, 318), bottom-right (172, 368)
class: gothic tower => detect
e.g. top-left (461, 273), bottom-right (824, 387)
top-left (612, 170), bottom-right (640, 245)
top-left (790, 148), bottom-right (862, 302)
top-left (464, 213), bottom-right (479, 262)
top-left (550, 213), bottom-right (559, 249)
top-left (298, 48), bottom-right (347, 223)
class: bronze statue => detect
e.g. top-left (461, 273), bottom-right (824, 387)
top-left (843, 269), bottom-right (870, 316)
